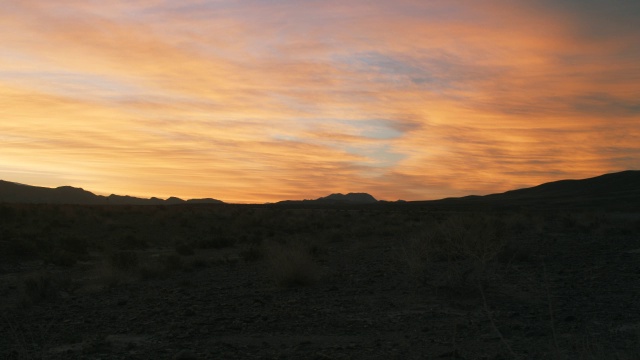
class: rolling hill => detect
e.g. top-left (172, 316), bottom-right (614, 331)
top-left (0, 181), bottom-right (223, 205)
top-left (417, 170), bottom-right (640, 211)
top-left (1, 170), bottom-right (639, 210)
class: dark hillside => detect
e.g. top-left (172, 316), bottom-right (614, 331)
top-left (412, 170), bottom-right (640, 211)
top-left (0, 181), bottom-right (103, 205)
top-left (0, 181), bottom-right (223, 205)
top-left (2, 170), bottom-right (639, 210)
top-left (492, 170), bottom-right (640, 200)
top-left (314, 193), bottom-right (378, 204)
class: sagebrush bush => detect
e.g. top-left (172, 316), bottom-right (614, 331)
top-left (21, 272), bottom-right (76, 306)
top-left (427, 214), bottom-right (507, 264)
top-left (399, 213), bottom-right (509, 294)
top-left (160, 253), bottom-right (184, 272)
top-left (240, 245), bottom-right (264, 262)
top-left (195, 236), bottom-right (235, 249)
top-left (175, 242), bottom-right (195, 256)
top-left (22, 272), bottom-right (59, 305)
top-left (114, 234), bottom-right (148, 250)
top-left (108, 251), bottom-right (139, 271)
top-left (265, 241), bottom-right (321, 287)
top-left (47, 250), bottom-right (79, 267)
top-left (187, 256), bottom-right (210, 270)
top-left (57, 236), bottom-right (88, 255)
top-left (4, 237), bottom-right (39, 261)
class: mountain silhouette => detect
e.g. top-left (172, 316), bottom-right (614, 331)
top-left (1, 170), bottom-right (639, 208)
top-left (315, 193), bottom-right (378, 204)
top-left (275, 192), bottom-right (378, 205)
top-left (0, 181), bottom-right (223, 205)
top-left (417, 170), bottom-right (640, 210)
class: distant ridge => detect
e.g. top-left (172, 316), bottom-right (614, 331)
top-left (315, 193), bottom-right (378, 204)
top-left (494, 170), bottom-right (640, 200)
top-left (275, 192), bottom-right (378, 205)
top-left (2, 170), bottom-right (639, 209)
top-left (0, 181), bottom-right (224, 205)
top-left (414, 170), bottom-right (640, 210)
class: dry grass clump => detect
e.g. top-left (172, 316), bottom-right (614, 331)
top-left (428, 214), bottom-right (507, 263)
top-left (112, 233), bottom-right (149, 250)
top-left (107, 250), bottom-right (140, 271)
top-left (194, 235), bottom-right (236, 250)
top-left (2, 236), bottom-right (39, 262)
top-left (98, 266), bottom-right (128, 288)
top-left (19, 271), bottom-right (79, 307)
top-left (240, 245), bottom-right (264, 263)
top-left (46, 250), bottom-right (80, 267)
top-left (158, 253), bottom-right (184, 272)
top-left (399, 213), bottom-right (509, 294)
top-left (1, 313), bottom-right (54, 360)
top-left (99, 250), bottom-right (188, 284)
top-left (137, 253), bottom-right (185, 279)
top-left (264, 241), bottom-right (321, 287)
top-left (21, 272), bottom-right (60, 306)
top-left (174, 241), bottom-right (195, 256)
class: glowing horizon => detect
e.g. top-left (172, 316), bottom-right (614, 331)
top-left (2, 0), bottom-right (639, 203)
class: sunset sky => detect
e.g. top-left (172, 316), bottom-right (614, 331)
top-left (1, 0), bottom-right (639, 203)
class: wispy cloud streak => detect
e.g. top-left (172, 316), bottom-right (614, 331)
top-left (1, 0), bottom-right (638, 202)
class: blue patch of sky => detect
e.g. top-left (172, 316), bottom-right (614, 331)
top-left (336, 118), bottom-right (409, 168)
top-left (347, 143), bottom-right (406, 169)
top-left (294, 117), bottom-right (406, 141)
top-left (271, 132), bottom-right (405, 170)
top-left (338, 118), bottom-right (404, 140)
top-left (271, 117), bottom-right (407, 170)
top-left (336, 51), bottom-right (470, 94)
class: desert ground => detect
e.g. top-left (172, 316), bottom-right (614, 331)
top-left (1, 203), bottom-right (639, 359)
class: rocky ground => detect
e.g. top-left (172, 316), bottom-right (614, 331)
top-left (1, 206), bottom-right (639, 359)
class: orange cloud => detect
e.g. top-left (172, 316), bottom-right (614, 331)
top-left (1, 0), bottom-right (638, 202)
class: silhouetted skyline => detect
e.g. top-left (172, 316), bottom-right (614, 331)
top-left (3, 170), bottom-right (639, 209)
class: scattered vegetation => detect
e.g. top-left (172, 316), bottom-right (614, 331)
top-left (264, 240), bottom-right (322, 287)
top-left (398, 213), bottom-right (511, 294)
top-left (240, 244), bottom-right (264, 263)
top-left (19, 271), bottom-right (79, 307)
top-left (1, 203), bottom-right (639, 357)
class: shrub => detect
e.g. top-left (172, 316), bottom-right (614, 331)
top-left (497, 235), bottom-right (539, 264)
top-left (138, 253), bottom-right (188, 280)
top-left (21, 272), bottom-right (59, 306)
top-left (99, 264), bottom-right (128, 288)
top-left (108, 251), bottom-right (139, 271)
top-left (58, 236), bottom-right (88, 255)
top-left (175, 242), bottom-right (195, 256)
top-left (399, 213), bottom-right (509, 294)
top-left (0, 205), bottom-right (16, 223)
top-left (4, 237), bottom-right (39, 261)
top-left (160, 253), bottom-right (184, 272)
top-left (19, 271), bottom-right (81, 306)
top-left (48, 250), bottom-right (78, 267)
top-left (116, 234), bottom-right (148, 250)
top-left (187, 256), bottom-right (210, 270)
top-left (265, 242), bottom-right (321, 287)
top-left (427, 214), bottom-right (507, 264)
top-left (195, 236), bottom-right (235, 249)
top-left (240, 245), bottom-right (264, 263)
